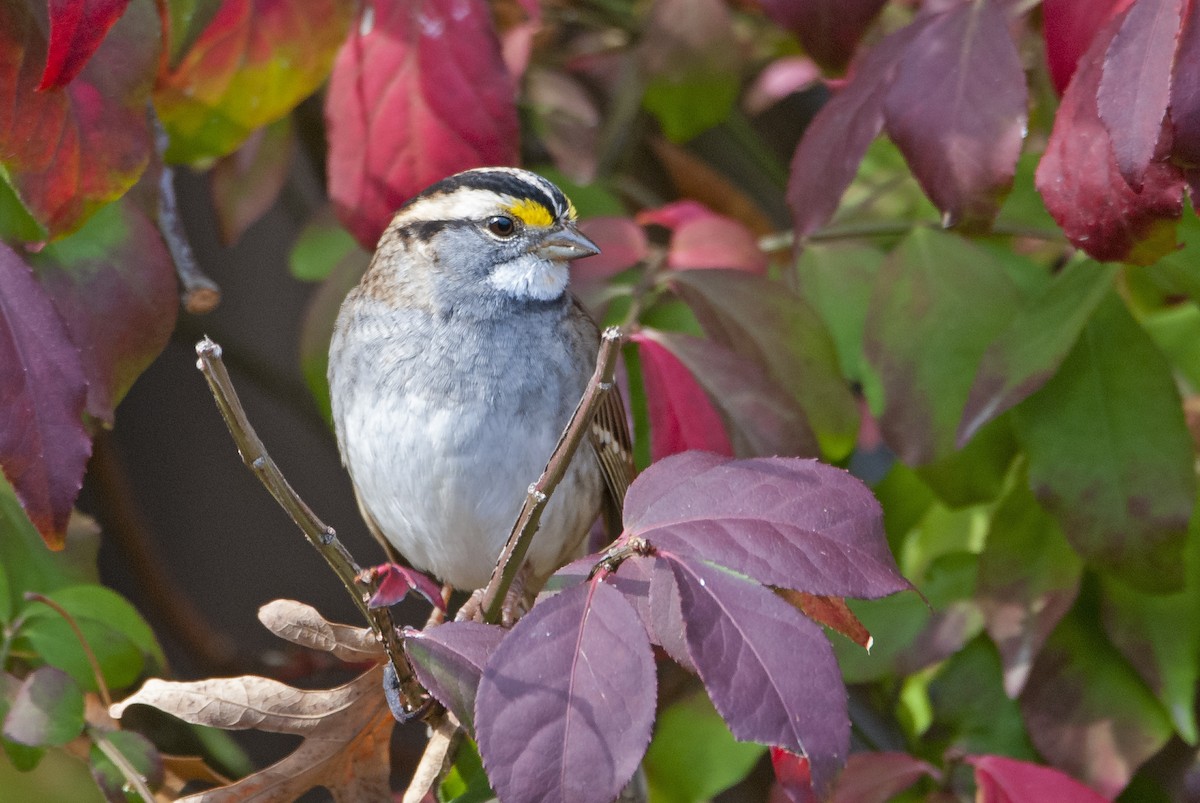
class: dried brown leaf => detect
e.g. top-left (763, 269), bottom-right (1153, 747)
top-left (257, 599), bottom-right (384, 664)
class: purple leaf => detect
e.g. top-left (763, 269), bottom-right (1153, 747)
top-left (1096, 0), bottom-right (1184, 190)
top-left (0, 245), bottom-right (91, 547)
top-left (1170, 0), bottom-right (1200, 167)
top-left (647, 556), bottom-right (695, 672)
top-left (757, 0), bottom-right (888, 73)
top-left (404, 621), bottom-right (504, 731)
top-left (883, 0), bottom-right (1027, 229)
top-left (624, 452), bottom-right (909, 599)
top-left (787, 21), bottom-right (926, 240)
top-left (664, 553), bottom-right (848, 798)
top-left (475, 581), bottom-right (656, 803)
top-left (2, 667), bottom-right (84, 747)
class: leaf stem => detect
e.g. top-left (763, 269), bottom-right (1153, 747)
top-left (23, 592), bottom-right (112, 710)
top-left (478, 328), bottom-right (625, 625)
top-left (193, 337), bottom-right (427, 717)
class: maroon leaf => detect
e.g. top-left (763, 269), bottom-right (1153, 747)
top-left (671, 269), bottom-right (858, 460)
top-left (829, 751), bottom-right (940, 803)
top-left (1035, 10), bottom-right (1186, 265)
top-left (1096, 0), bottom-right (1184, 189)
top-left (0, 0), bottom-right (157, 238)
top-left (625, 452), bottom-right (909, 599)
top-left (39, 0), bottom-right (132, 90)
top-left (630, 333), bottom-right (733, 461)
top-left (636, 329), bottom-right (818, 459)
top-left (1170, 0), bottom-right (1200, 166)
top-left (787, 21), bottom-right (926, 241)
top-left (29, 199), bottom-right (178, 426)
top-left (210, 118), bottom-right (295, 245)
top-left (325, 0), bottom-right (520, 249)
top-left (647, 556), bottom-right (695, 672)
top-left (1042, 0), bottom-right (1133, 93)
top-left (0, 244), bottom-right (91, 547)
top-left (967, 754), bottom-right (1109, 803)
top-left (367, 563), bottom-right (446, 611)
top-left (883, 0), bottom-right (1027, 229)
top-left (475, 581), bottom-right (655, 803)
top-left (777, 590), bottom-right (872, 651)
top-left (756, 0), bottom-right (888, 73)
top-left (771, 747), bottom-right (815, 803)
top-left (404, 621), bottom-right (504, 731)
top-left (574, 217), bottom-right (647, 282)
top-left (664, 553), bottom-right (848, 798)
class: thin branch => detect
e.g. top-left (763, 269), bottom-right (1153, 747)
top-left (193, 337), bottom-right (427, 717)
top-left (479, 327), bottom-right (625, 625)
top-left (93, 731), bottom-right (157, 802)
top-left (150, 109), bottom-right (220, 314)
top-left (24, 592), bottom-right (112, 710)
top-left (760, 219), bottom-right (1068, 253)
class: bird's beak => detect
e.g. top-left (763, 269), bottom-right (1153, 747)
top-left (533, 224), bottom-right (601, 261)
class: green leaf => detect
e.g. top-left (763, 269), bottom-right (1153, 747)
top-left (1011, 293), bottom-right (1196, 592)
top-left (794, 242), bottom-right (886, 384)
top-left (1140, 302), bottom-right (1200, 392)
top-left (439, 738), bottom-right (493, 803)
top-left (1021, 604), bottom-right (1174, 796)
top-left (532, 168), bottom-right (626, 217)
top-left (0, 174), bottom-right (47, 244)
top-left (289, 210), bottom-right (361, 282)
top-left (915, 415), bottom-right (1017, 507)
top-left (958, 259), bottom-right (1117, 444)
top-left (643, 72), bottom-right (738, 143)
top-left (671, 269), bottom-right (858, 459)
top-left (20, 585), bottom-right (164, 692)
top-left (298, 248), bottom-right (370, 425)
top-left (165, 0), bottom-right (223, 67)
top-left (2, 667), bottom-right (84, 748)
top-left (927, 636), bottom-right (1038, 760)
top-left (0, 561), bottom-right (10, 625)
top-left (1100, 507), bottom-right (1200, 744)
top-left (644, 693), bottom-right (765, 803)
top-left (977, 477), bottom-right (1082, 697)
top-left (862, 228), bottom-right (1023, 466)
top-left (832, 594), bottom-right (931, 684)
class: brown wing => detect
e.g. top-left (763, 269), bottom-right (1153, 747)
top-left (589, 372), bottom-right (637, 510)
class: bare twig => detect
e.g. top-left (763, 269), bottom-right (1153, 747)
top-left (151, 110), bottom-right (220, 314)
top-left (193, 337), bottom-right (426, 717)
top-left (93, 731), bottom-right (157, 802)
top-left (478, 327), bottom-right (625, 625)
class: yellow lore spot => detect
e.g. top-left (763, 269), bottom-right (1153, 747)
top-left (505, 198), bottom-right (554, 227)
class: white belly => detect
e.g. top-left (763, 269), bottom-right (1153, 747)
top-left (339, 387), bottom-right (601, 590)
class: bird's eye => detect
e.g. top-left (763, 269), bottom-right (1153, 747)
top-left (486, 216), bottom-right (516, 238)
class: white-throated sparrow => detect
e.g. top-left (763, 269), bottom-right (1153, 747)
top-left (328, 167), bottom-right (633, 593)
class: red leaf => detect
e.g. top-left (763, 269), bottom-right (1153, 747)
top-left (641, 201), bottom-right (766, 273)
top-left (756, 0), bottom-right (888, 73)
top-left (475, 581), bottom-right (655, 803)
top-left (883, 0), bottom-right (1027, 229)
top-left (636, 329), bottom-right (815, 458)
top-left (0, 0), bottom-right (158, 239)
top-left (967, 755), bottom-right (1109, 803)
top-left (1035, 10), bottom-right (1185, 264)
top-left (210, 118), bottom-right (296, 245)
top-left (771, 748), bottom-right (815, 803)
top-left (830, 751), bottom-right (939, 803)
top-left (325, 0), bottom-right (520, 250)
top-left (778, 590), bottom-right (873, 650)
top-left (1170, 1), bottom-right (1200, 167)
top-left (631, 333), bottom-right (733, 461)
top-left (1042, 0), bottom-right (1134, 94)
top-left (0, 244), bottom-right (92, 547)
top-left (574, 217), bottom-right (647, 282)
top-left (29, 199), bottom-right (178, 426)
top-left (154, 0), bottom-right (351, 164)
top-left (1096, 0), bottom-right (1185, 189)
top-left (367, 563), bottom-right (446, 611)
top-left (39, 0), bottom-right (132, 90)
top-left (786, 21), bottom-right (926, 240)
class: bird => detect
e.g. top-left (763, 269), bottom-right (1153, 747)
top-left (327, 167), bottom-right (634, 601)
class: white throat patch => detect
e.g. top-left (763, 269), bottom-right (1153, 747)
top-left (488, 253), bottom-right (569, 300)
